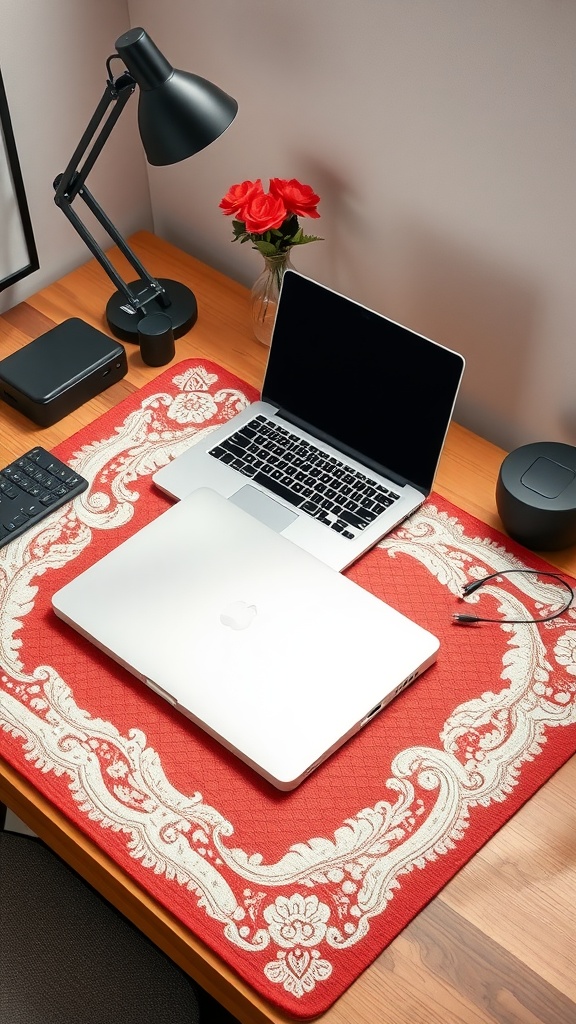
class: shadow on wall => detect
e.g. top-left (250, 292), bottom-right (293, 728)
top-left (294, 156), bottom-right (397, 307)
top-left (274, 161), bottom-right (542, 456)
top-left (560, 407), bottom-right (576, 441)
top-left (384, 220), bottom-right (542, 453)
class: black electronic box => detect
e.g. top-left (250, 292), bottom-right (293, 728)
top-left (0, 318), bottom-right (128, 427)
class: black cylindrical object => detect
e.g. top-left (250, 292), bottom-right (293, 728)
top-left (138, 312), bottom-right (175, 366)
top-left (496, 441), bottom-right (576, 550)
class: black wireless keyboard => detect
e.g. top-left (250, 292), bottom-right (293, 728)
top-left (0, 447), bottom-right (88, 549)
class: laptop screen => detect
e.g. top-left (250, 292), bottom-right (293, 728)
top-left (262, 270), bottom-right (464, 493)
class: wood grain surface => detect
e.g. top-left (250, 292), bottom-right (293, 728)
top-left (1, 232), bottom-right (574, 1024)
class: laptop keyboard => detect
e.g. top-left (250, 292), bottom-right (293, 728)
top-left (208, 414), bottom-right (400, 539)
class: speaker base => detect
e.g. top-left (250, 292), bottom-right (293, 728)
top-left (496, 441), bottom-right (576, 550)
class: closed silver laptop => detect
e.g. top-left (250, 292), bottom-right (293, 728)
top-left (52, 488), bottom-right (439, 790)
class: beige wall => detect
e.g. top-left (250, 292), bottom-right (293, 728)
top-left (0, 0), bottom-right (151, 308)
top-left (129, 0), bottom-right (576, 453)
top-left (2, 0), bottom-right (575, 454)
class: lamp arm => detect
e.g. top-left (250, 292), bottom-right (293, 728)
top-left (56, 182), bottom-right (168, 309)
top-left (53, 68), bottom-right (169, 315)
top-left (54, 73), bottom-right (134, 206)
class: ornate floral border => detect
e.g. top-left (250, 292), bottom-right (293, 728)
top-left (1, 363), bottom-right (575, 1013)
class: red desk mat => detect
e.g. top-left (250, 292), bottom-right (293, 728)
top-left (1, 360), bottom-right (576, 1019)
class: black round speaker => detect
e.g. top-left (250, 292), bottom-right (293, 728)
top-left (496, 441), bottom-right (576, 550)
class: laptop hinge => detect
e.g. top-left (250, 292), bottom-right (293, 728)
top-left (274, 407), bottom-right (424, 493)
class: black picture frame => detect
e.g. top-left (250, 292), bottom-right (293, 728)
top-left (0, 65), bottom-right (39, 293)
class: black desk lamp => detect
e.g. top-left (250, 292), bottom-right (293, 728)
top-left (53, 27), bottom-right (237, 342)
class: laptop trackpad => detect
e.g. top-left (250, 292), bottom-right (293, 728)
top-left (229, 484), bottom-right (297, 532)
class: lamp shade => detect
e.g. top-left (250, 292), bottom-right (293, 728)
top-left (115, 27), bottom-right (238, 166)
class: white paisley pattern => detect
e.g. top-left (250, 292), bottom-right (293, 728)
top-left (1, 363), bottom-right (575, 1007)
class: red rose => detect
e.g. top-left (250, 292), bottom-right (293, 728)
top-left (269, 178), bottom-right (321, 219)
top-left (241, 191), bottom-right (287, 234)
top-left (219, 179), bottom-right (263, 216)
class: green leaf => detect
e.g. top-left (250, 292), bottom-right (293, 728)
top-left (252, 240), bottom-right (282, 256)
top-left (231, 220), bottom-right (249, 243)
top-left (291, 232), bottom-right (323, 245)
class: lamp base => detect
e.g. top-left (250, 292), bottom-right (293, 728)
top-left (106, 279), bottom-right (198, 343)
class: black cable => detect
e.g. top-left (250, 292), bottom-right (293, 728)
top-left (452, 568), bottom-right (574, 625)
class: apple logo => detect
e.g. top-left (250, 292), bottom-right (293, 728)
top-left (219, 600), bottom-right (257, 630)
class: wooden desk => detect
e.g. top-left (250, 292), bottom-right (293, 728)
top-left (1, 233), bottom-right (574, 1024)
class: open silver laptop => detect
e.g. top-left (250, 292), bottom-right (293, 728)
top-left (52, 488), bottom-right (439, 790)
top-left (153, 270), bottom-right (465, 571)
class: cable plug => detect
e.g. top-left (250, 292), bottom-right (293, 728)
top-left (462, 580), bottom-right (484, 596)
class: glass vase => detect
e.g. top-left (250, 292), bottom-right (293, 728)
top-left (250, 250), bottom-right (294, 347)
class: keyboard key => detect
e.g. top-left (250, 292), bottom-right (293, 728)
top-left (217, 450), bottom-right (235, 465)
top-left (339, 509), bottom-right (371, 530)
top-left (253, 470), bottom-right (304, 507)
top-left (6, 512), bottom-right (29, 530)
top-left (0, 448), bottom-right (88, 550)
